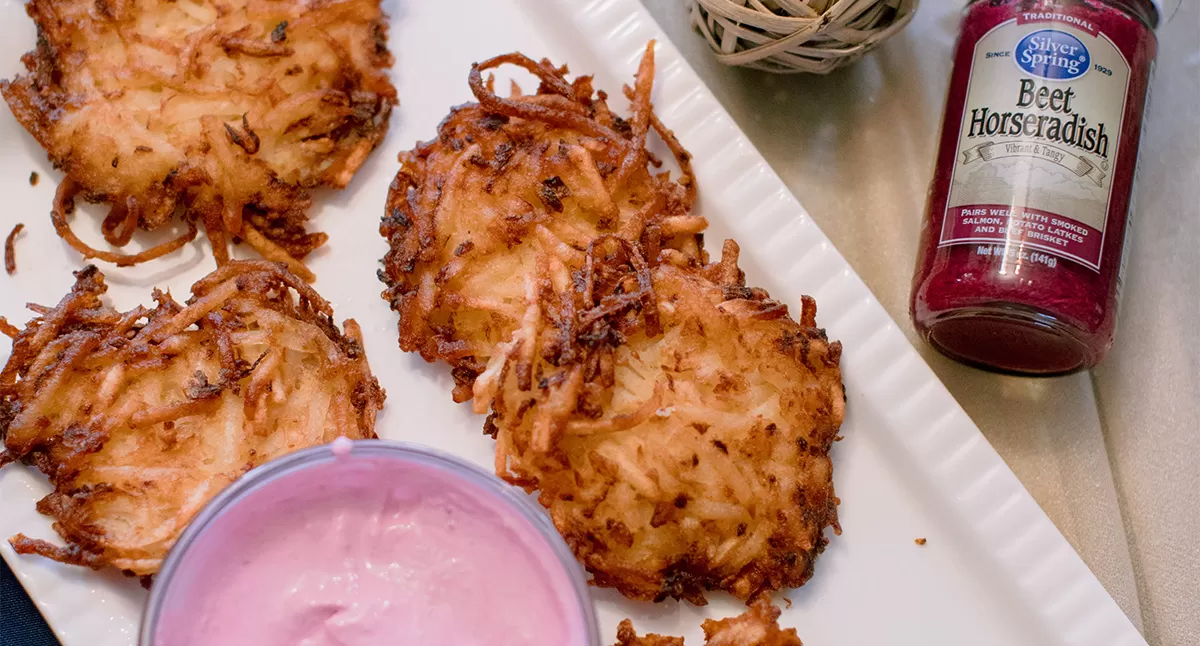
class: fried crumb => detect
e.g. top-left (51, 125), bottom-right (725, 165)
top-left (616, 599), bottom-right (801, 645)
top-left (914, 537), bottom-right (927, 546)
top-left (5, 223), bottom-right (25, 275)
top-left (28, 171), bottom-right (39, 186)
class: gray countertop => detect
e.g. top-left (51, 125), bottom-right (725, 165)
top-left (640, 1), bottom-right (1199, 644)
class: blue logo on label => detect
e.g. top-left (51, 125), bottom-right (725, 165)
top-left (1015, 29), bottom-right (1089, 81)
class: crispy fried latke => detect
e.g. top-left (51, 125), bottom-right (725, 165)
top-left (2, 0), bottom-right (397, 279)
top-left (614, 599), bottom-right (802, 646)
top-left (479, 238), bottom-right (844, 604)
top-left (0, 261), bottom-right (385, 575)
top-left (379, 42), bottom-right (703, 402)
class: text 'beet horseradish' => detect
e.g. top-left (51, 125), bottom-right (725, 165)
top-left (911, 0), bottom-right (1160, 375)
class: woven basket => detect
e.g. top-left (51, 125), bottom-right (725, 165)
top-left (690, 0), bottom-right (919, 74)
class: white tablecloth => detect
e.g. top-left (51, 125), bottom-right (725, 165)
top-left (640, 2), bottom-right (1199, 644)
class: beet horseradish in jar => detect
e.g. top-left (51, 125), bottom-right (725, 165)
top-left (911, 0), bottom-right (1160, 375)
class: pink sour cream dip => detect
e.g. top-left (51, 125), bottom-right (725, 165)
top-left (147, 440), bottom-right (594, 646)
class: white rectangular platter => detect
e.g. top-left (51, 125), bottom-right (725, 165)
top-left (0, 0), bottom-right (1147, 644)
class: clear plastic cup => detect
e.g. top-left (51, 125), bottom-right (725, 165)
top-left (141, 440), bottom-right (600, 646)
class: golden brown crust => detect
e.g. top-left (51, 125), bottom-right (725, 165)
top-left (2, 0), bottom-right (397, 277)
top-left (0, 261), bottom-right (385, 575)
top-left (379, 43), bottom-right (702, 402)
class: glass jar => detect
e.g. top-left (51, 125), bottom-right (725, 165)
top-left (911, 0), bottom-right (1160, 375)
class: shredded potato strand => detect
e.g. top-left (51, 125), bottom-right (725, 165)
top-left (52, 180), bottom-right (199, 267)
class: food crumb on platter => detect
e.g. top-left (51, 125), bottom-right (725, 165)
top-left (614, 599), bottom-right (803, 645)
top-left (4, 223), bottom-right (23, 275)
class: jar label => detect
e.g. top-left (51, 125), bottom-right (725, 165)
top-left (939, 15), bottom-right (1131, 271)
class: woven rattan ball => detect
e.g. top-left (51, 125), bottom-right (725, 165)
top-left (690, 0), bottom-right (919, 74)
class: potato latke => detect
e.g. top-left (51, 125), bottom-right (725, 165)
top-left (380, 43), bottom-right (702, 401)
top-left (481, 240), bottom-right (844, 604)
top-left (0, 261), bottom-right (385, 575)
top-left (2, 0), bottom-right (396, 280)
